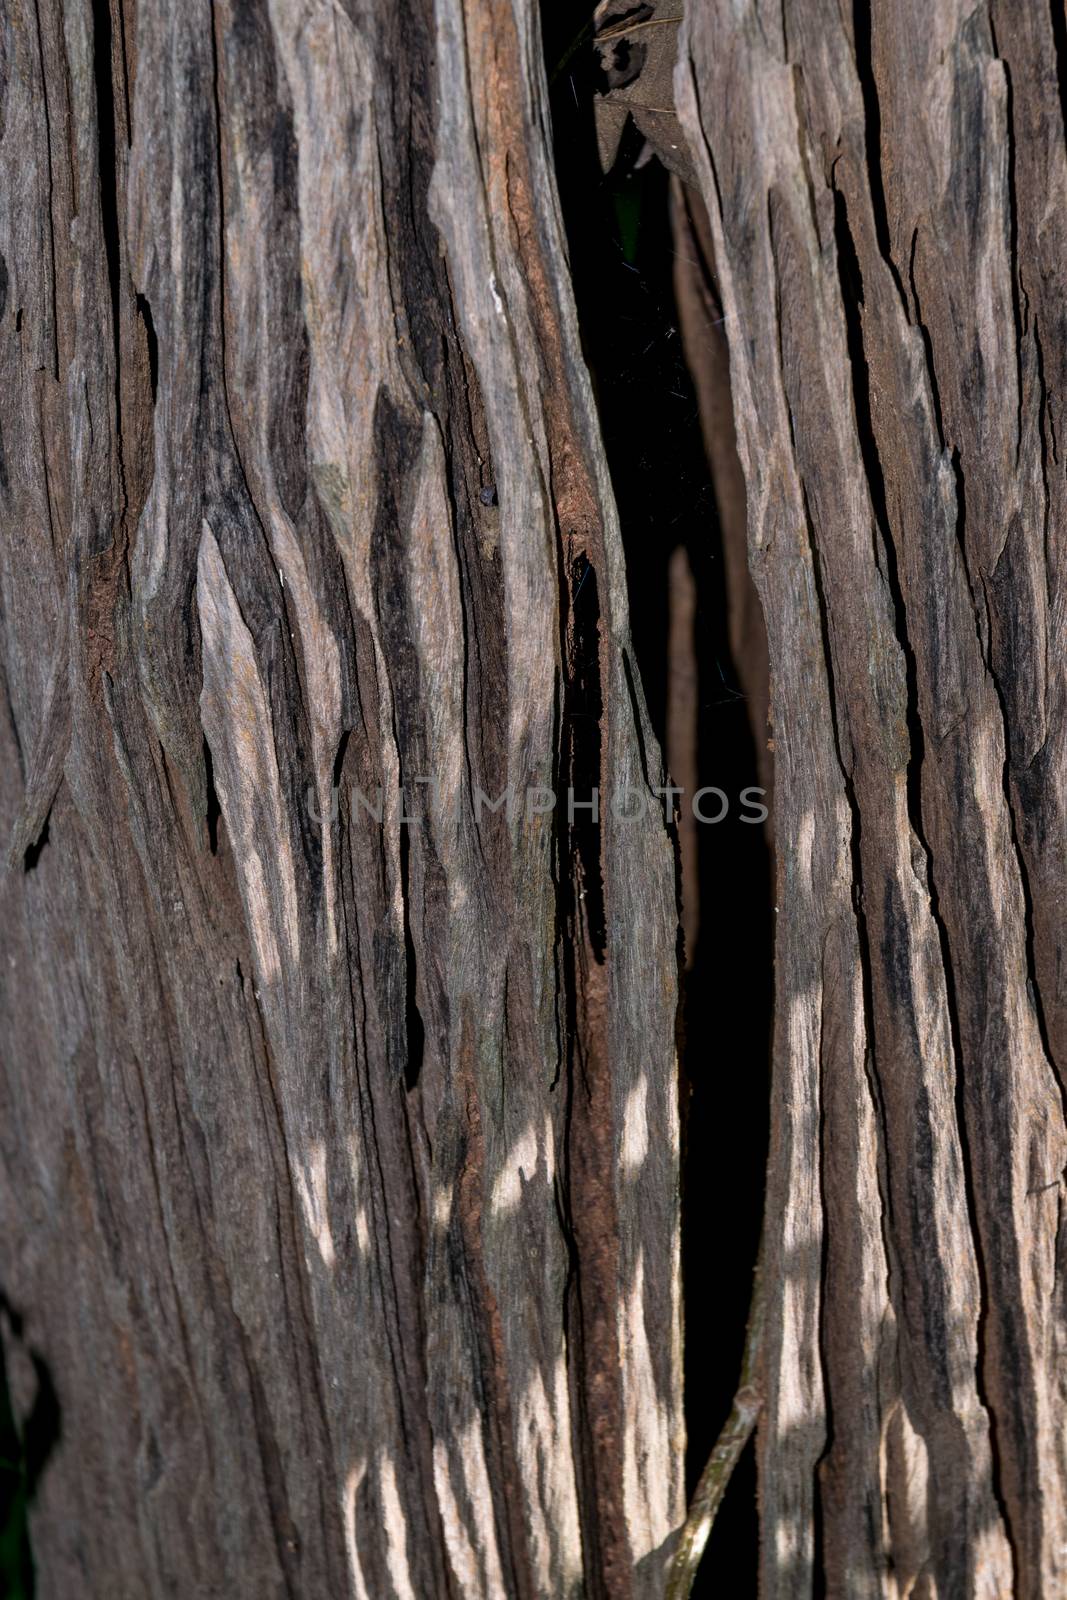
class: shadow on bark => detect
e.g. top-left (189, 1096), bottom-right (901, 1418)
top-left (0, 1292), bottom-right (61, 1599)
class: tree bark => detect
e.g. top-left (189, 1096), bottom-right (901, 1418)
top-left (7, 0), bottom-right (1067, 1595)
top-left (677, 0), bottom-right (1067, 1594)
top-left (0, 2), bottom-right (684, 1596)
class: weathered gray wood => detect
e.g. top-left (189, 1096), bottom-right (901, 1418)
top-left (0, 1), bottom-right (684, 1595)
top-left (677, 0), bottom-right (1067, 1593)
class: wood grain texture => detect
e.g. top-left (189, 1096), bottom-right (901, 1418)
top-left (678, 0), bottom-right (1067, 1593)
top-left (0, 1), bottom-right (684, 1595)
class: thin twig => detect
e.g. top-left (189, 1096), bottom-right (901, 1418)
top-left (549, 17), bottom-right (596, 86)
top-left (666, 1246), bottom-right (766, 1600)
top-left (601, 99), bottom-right (679, 114)
top-left (595, 16), bottom-right (684, 44)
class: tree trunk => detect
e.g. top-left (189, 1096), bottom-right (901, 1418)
top-left (6, 0), bottom-right (1067, 1595)
top-left (0, 2), bottom-right (684, 1595)
top-left (677, 0), bottom-right (1067, 1594)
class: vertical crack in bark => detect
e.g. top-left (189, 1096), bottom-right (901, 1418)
top-left (91, 0), bottom-right (119, 375)
top-left (203, 734), bottom-right (220, 854)
top-left (559, 548), bottom-right (606, 964)
top-left (555, 542), bottom-right (625, 1597)
top-left (851, 0), bottom-right (906, 309)
top-left (136, 290), bottom-right (158, 405)
top-left (397, 815), bottom-right (426, 1092)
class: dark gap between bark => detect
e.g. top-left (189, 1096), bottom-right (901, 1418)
top-left (540, 9), bottom-right (773, 1589)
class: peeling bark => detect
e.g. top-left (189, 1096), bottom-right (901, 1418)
top-left (0, 2), bottom-right (683, 1595)
top-left (678, 0), bottom-right (1067, 1593)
